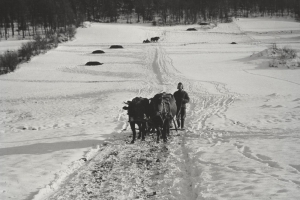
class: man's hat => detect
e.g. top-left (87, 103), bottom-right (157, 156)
top-left (178, 82), bottom-right (183, 88)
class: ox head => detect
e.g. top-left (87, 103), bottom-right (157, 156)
top-left (123, 97), bottom-right (149, 122)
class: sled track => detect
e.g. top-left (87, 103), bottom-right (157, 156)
top-left (43, 29), bottom-right (243, 200)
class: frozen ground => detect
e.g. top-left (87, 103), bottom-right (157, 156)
top-left (0, 40), bottom-right (30, 54)
top-left (1, 18), bottom-right (300, 200)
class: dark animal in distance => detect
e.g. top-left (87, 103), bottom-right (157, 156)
top-left (123, 97), bottom-right (150, 143)
top-left (148, 93), bottom-right (177, 143)
top-left (110, 45), bottom-right (123, 49)
top-left (151, 37), bottom-right (160, 42)
top-left (143, 39), bottom-right (150, 43)
top-left (85, 61), bottom-right (103, 66)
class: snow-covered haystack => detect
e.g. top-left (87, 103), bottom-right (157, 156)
top-left (251, 44), bottom-right (300, 69)
top-left (85, 61), bottom-right (103, 66)
top-left (92, 50), bottom-right (105, 54)
top-left (110, 45), bottom-right (123, 49)
top-left (186, 28), bottom-right (197, 31)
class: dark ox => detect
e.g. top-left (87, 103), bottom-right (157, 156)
top-left (151, 37), bottom-right (160, 42)
top-left (149, 93), bottom-right (177, 143)
top-left (123, 97), bottom-right (150, 143)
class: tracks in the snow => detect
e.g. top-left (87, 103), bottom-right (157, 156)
top-left (120, 31), bottom-right (240, 199)
top-left (46, 28), bottom-right (240, 200)
top-left (47, 138), bottom-right (172, 200)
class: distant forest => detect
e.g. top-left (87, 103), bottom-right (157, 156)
top-left (1, 0), bottom-right (300, 39)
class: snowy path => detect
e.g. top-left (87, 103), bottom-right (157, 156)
top-left (32, 26), bottom-right (244, 200)
top-left (44, 24), bottom-right (300, 199)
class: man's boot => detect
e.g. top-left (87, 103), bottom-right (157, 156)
top-left (181, 119), bottom-right (185, 129)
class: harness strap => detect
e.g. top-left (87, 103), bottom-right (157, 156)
top-left (158, 100), bottom-right (173, 124)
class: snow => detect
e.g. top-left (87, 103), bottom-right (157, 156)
top-left (0, 40), bottom-right (30, 54)
top-left (1, 18), bottom-right (300, 200)
top-left (236, 17), bottom-right (300, 32)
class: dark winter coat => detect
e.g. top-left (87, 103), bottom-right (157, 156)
top-left (173, 90), bottom-right (190, 109)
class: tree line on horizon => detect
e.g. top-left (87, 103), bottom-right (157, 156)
top-left (1, 0), bottom-right (300, 39)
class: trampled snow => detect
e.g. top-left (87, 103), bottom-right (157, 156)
top-left (1, 18), bottom-right (300, 200)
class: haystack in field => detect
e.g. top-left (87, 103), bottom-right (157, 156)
top-left (110, 45), bottom-right (123, 49)
top-left (92, 50), bottom-right (105, 54)
top-left (85, 61), bottom-right (103, 66)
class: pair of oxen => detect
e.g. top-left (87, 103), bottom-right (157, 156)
top-left (143, 37), bottom-right (160, 44)
top-left (123, 92), bottom-right (177, 143)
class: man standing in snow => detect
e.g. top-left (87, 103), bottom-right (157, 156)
top-left (174, 82), bottom-right (190, 129)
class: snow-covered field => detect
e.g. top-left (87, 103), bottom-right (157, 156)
top-left (0, 40), bottom-right (30, 54)
top-left (1, 18), bottom-right (300, 200)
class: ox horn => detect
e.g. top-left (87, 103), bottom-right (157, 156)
top-left (123, 101), bottom-right (131, 105)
